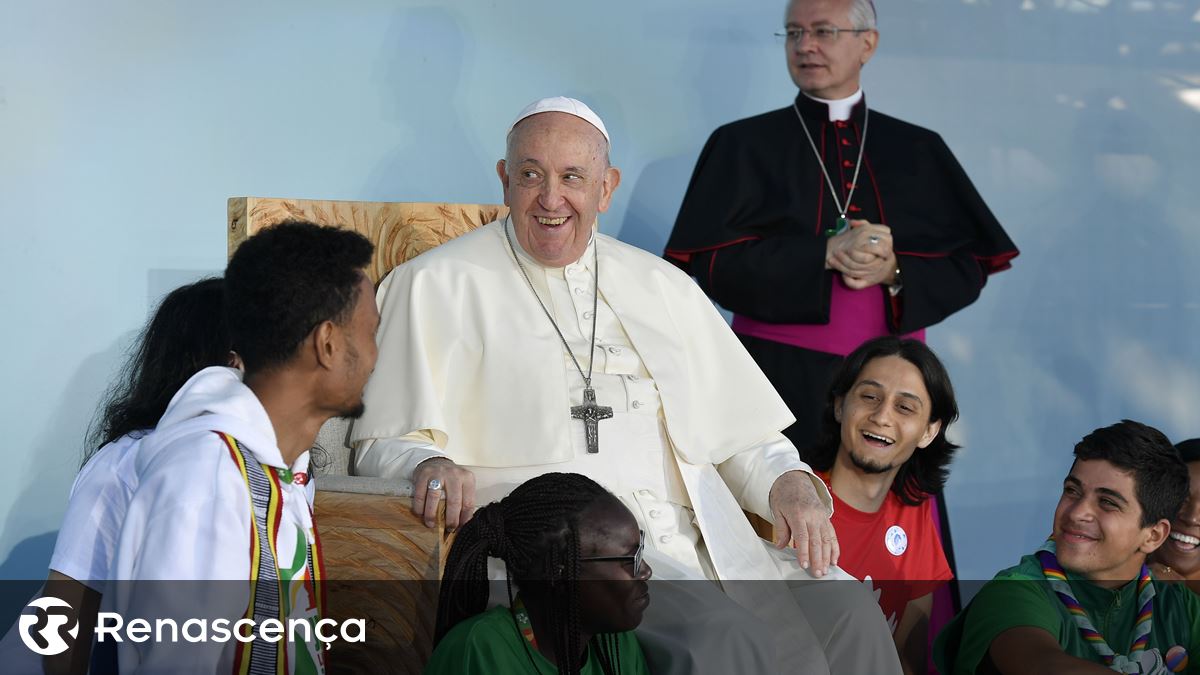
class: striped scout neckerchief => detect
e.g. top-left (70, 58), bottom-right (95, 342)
top-left (218, 432), bottom-right (327, 675)
top-left (1036, 540), bottom-right (1153, 673)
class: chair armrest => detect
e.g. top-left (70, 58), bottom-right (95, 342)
top-left (315, 474), bottom-right (413, 497)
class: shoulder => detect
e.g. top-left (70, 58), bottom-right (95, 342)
top-left (426, 607), bottom-right (521, 673)
top-left (609, 629), bottom-right (650, 673)
top-left (1157, 580), bottom-right (1200, 622)
top-left (890, 493), bottom-right (940, 527)
top-left (885, 494), bottom-right (947, 554)
top-left (390, 221), bottom-right (505, 274)
top-left (967, 557), bottom-right (1056, 621)
top-left (51, 434), bottom-right (146, 583)
top-left (864, 109), bottom-right (958, 161)
top-left (718, 106), bottom-right (796, 137)
top-left (74, 433), bottom-right (143, 494)
top-left (602, 234), bottom-right (714, 305)
top-left (133, 430), bottom-right (246, 509)
top-left (600, 233), bottom-right (700, 284)
top-left (603, 234), bottom-right (693, 279)
top-left (953, 558), bottom-right (1061, 672)
top-left (867, 108), bottom-right (944, 141)
top-left (968, 555), bottom-right (1053, 613)
top-left (377, 222), bottom-right (510, 308)
top-left (697, 106), bottom-right (798, 156)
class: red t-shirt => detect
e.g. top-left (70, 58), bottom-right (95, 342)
top-left (818, 471), bottom-right (953, 633)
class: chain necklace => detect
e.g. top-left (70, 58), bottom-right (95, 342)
top-left (503, 217), bottom-right (612, 453)
top-left (791, 99), bottom-right (869, 236)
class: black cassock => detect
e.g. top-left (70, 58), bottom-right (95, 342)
top-left (665, 93), bottom-right (1018, 452)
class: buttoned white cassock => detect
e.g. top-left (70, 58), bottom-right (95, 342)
top-left (351, 219), bottom-right (900, 674)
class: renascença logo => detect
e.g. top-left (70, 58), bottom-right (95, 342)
top-left (19, 597), bottom-right (79, 656)
top-left (18, 596), bottom-right (366, 655)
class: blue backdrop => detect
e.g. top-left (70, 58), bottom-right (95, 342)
top-left (2, 0), bottom-right (1198, 586)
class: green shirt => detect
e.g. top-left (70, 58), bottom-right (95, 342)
top-left (425, 606), bottom-right (650, 675)
top-left (936, 552), bottom-right (1200, 674)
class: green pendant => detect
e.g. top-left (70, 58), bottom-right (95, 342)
top-left (825, 215), bottom-right (849, 238)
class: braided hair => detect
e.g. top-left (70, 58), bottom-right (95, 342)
top-left (435, 472), bottom-right (628, 675)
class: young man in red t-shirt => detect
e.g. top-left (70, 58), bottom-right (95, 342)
top-left (803, 336), bottom-right (959, 673)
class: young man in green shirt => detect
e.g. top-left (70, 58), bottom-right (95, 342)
top-left (937, 420), bottom-right (1200, 674)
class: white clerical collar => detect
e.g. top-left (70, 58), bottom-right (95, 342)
top-left (507, 218), bottom-right (598, 274)
top-left (802, 89), bottom-right (863, 122)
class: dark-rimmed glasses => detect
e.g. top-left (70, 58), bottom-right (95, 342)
top-left (580, 530), bottom-right (645, 576)
top-left (774, 27), bottom-right (871, 44)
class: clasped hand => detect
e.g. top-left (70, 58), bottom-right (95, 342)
top-left (825, 219), bottom-right (895, 289)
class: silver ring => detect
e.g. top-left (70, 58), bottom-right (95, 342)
top-left (427, 478), bottom-right (443, 491)
top-left (868, 235), bottom-right (880, 245)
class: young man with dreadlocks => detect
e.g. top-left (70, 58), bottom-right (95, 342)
top-left (802, 335), bottom-right (959, 672)
top-left (427, 472), bottom-right (652, 675)
top-left (936, 421), bottom-right (1200, 674)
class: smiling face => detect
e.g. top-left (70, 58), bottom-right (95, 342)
top-left (834, 355), bottom-right (941, 479)
top-left (1053, 459), bottom-right (1169, 585)
top-left (496, 112), bottom-right (621, 268)
top-left (1154, 462), bottom-right (1200, 577)
top-left (576, 498), bottom-right (651, 634)
top-left (784, 0), bottom-right (877, 100)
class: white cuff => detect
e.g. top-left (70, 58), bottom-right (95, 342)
top-left (353, 433), bottom-right (447, 482)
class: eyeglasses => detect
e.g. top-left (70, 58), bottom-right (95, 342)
top-left (580, 530), bottom-right (645, 576)
top-left (774, 26), bottom-right (871, 44)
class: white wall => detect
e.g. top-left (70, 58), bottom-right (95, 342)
top-left (2, 0), bottom-right (1198, 583)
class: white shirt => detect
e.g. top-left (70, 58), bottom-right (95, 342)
top-left (49, 432), bottom-right (143, 589)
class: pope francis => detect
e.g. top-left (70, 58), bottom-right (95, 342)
top-left (350, 96), bottom-right (900, 674)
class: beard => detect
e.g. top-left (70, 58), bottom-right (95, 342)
top-left (337, 400), bottom-right (366, 420)
top-left (847, 449), bottom-right (895, 475)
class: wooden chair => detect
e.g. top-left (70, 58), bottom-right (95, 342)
top-left (227, 196), bottom-right (508, 672)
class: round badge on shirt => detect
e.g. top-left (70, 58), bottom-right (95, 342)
top-left (885, 525), bottom-right (908, 556)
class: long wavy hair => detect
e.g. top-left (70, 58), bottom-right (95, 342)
top-left (803, 336), bottom-right (960, 505)
top-left (84, 277), bottom-right (232, 465)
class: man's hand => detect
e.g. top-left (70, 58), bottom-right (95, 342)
top-left (825, 220), bottom-right (895, 289)
top-left (411, 457), bottom-right (476, 530)
top-left (840, 253), bottom-right (896, 289)
top-left (769, 470), bottom-right (838, 577)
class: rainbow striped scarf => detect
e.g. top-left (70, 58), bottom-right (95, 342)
top-left (218, 432), bottom-right (327, 675)
top-left (1036, 540), bottom-right (1152, 673)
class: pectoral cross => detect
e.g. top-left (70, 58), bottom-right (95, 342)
top-left (824, 214), bottom-right (849, 238)
top-left (570, 386), bottom-right (613, 454)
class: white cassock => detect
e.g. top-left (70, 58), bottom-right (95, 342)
top-left (351, 220), bottom-right (899, 675)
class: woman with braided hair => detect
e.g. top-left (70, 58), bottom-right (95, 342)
top-left (427, 472), bottom-right (652, 675)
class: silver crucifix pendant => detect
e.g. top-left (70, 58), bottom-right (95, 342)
top-left (570, 386), bottom-right (614, 454)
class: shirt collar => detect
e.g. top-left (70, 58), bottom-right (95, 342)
top-left (1063, 564), bottom-right (1140, 605)
top-left (795, 88), bottom-right (865, 122)
top-left (506, 216), bottom-right (598, 276)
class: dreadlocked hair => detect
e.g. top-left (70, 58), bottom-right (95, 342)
top-left (434, 472), bottom-right (627, 675)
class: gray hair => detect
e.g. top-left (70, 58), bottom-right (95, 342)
top-left (848, 0), bottom-right (877, 30)
top-left (785, 0), bottom-right (876, 30)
